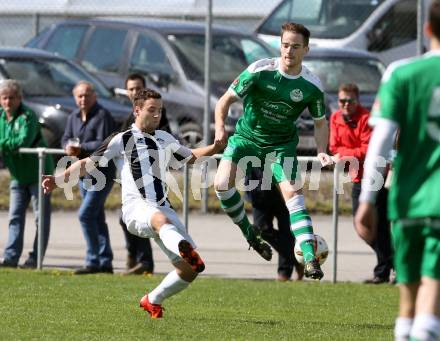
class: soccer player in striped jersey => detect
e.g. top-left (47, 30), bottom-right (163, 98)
top-left (42, 88), bottom-right (222, 319)
top-left (355, 1), bottom-right (440, 339)
top-left (213, 22), bottom-right (333, 280)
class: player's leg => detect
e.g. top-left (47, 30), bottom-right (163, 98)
top-left (409, 224), bottom-right (440, 340)
top-left (214, 136), bottom-right (272, 261)
top-left (272, 146), bottom-right (323, 280)
top-left (126, 204), bottom-right (204, 318)
top-left (140, 245), bottom-right (200, 319)
top-left (279, 185), bottom-right (323, 280)
top-left (392, 221), bottom-right (419, 340)
top-left (395, 283), bottom-right (418, 341)
top-left (410, 278), bottom-right (440, 341)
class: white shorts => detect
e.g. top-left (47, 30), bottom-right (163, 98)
top-left (122, 200), bottom-right (196, 263)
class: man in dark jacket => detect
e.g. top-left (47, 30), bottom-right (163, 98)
top-left (0, 79), bottom-right (54, 268)
top-left (62, 81), bottom-right (116, 274)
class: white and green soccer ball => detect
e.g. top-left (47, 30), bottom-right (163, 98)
top-left (294, 234), bottom-right (329, 265)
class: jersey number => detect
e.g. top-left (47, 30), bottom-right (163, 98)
top-left (427, 87), bottom-right (440, 142)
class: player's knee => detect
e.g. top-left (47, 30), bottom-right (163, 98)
top-left (151, 212), bottom-right (170, 232)
top-left (214, 174), bottom-right (231, 192)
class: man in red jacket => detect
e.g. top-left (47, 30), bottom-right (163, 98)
top-left (329, 83), bottom-right (393, 284)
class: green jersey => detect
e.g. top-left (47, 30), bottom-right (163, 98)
top-left (371, 51), bottom-right (440, 220)
top-left (229, 58), bottom-right (325, 147)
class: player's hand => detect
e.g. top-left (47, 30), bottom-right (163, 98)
top-left (213, 139), bottom-right (225, 153)
top-left (317, 152), bottom-right (334, 167)
top-left (214, 125), bottom-right (228, 146)
top-left (42, 175), bottom-right (56, 194)
top-left (354, 202), bottom-right (377, 245)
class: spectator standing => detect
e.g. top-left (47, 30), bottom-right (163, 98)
top-left (329, 83), bottom-right (393, 284)
top-left (61, 81), bottom-right (116, 274)
top-left (0, 80), bottom-right (53, 268)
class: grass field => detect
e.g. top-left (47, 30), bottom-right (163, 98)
top-left (0, 269), bottom-right (397, 340)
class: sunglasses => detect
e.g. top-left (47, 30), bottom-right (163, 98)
top-left (339, 98), bottom-right (356, 104)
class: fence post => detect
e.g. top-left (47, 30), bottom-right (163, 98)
top-left (33, 12), bottom-right (40, 36)
top-left (20, 147), bottom-right (65, 270)
top-left (36, 148), bottom-right (45, 270)
top-left (331, 163), bottom-right (340, 283)
top-left (183, 163), bottom-right (189, 231)
top-left (201, 0), bottom-right (213, 214)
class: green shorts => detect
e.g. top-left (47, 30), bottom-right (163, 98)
top-left (222, 134), bottom-right (298, 183)
top-left (392, 219), bottom-right (440, 284)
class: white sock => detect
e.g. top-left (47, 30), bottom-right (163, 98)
top-left (158, 223), bottom-right (184, 255)
top-left (394, 317), bottom-right (413, 341)
top-left (148, 270), bottom-right (190, 304)
top-left (410, 314), bottom-right (440, 341)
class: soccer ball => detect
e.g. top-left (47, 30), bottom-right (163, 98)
top-left (294, 234), bottom-right (329, 265)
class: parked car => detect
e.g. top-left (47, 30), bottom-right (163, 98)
top-left (0, 47), bottom-right (131, 148)
top-left (255, 0), bottom-right (420, 66)
top-left (297, 47), bottom-right (386, 152)
top-left (26, 18), bottom-right (278, 146)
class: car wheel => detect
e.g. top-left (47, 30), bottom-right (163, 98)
top-left (179, 122), bottom-right (203, 148)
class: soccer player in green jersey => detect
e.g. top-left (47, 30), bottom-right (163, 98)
top-left (214, 22), bottom-right (333, 280)
top-left (355, 1), bottom-right (440, 339)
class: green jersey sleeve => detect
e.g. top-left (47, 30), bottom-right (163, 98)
top-left (372, 63), bottom-right (406, 125)
top-left (229, 68), bottom-right (259, 98)
top-left (308, 89), bottom-right (325, 119)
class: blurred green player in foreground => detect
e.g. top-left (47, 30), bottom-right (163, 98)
top-left (356, 1), bottom-right (440, 339)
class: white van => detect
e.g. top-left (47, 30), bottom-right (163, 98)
top-left (256, 0), bottom-right (428, 65)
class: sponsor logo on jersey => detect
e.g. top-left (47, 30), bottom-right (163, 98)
top-left (290, 89), bottom-right (303, 102)
top-left (266, 84), bottom-right (276, 91)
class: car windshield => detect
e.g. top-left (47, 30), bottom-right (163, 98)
top-left (259, 0), bottom-right (385, 39)
top-left (0, 57), bottom-right (112, 98)
top-left (167, 33), bottom-right (277, 83)
top-left (303, 57), bottom-right (385, 93)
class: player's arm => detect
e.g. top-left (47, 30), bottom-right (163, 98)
top-left (314, 118), bottom-right (333, 166)
top-left (214, 90), bottom-right (238, 146)
top-left (42, 157), bottom-right (93, 194)
top-left (188, 141), bottom-right (223, 164)
top-left (215, 64), bottom-right (259, 145)
top-left (308, 84), bottom-right (333, 166)
top-left (42, 132), bottom-right (121, 194)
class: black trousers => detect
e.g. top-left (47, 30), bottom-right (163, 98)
top-left (352, 182), bottom-right (393, 279)
top-left (246, 169), bottom-right (300, 278)
top-left (119, 213), bottom-right (154, 272)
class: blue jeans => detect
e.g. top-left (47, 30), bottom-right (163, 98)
top-left (78, 175), bottom-right (114, 269)
top-left (4, 180), bottom-right (51, 265)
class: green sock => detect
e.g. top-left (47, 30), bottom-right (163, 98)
top-left (216, 189), bottom-right (255, 240)
top-left (289, 209), bottom-right (316, 262)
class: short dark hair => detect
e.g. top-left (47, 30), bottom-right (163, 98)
top-left (281, 22), bottom-right (310, 46)
top-left (338, 83), bottom-right (359, 99)
top-left (125, 73), bottom-right (146, 88)
top-left (133, 88), bottom-right (161, 108)
top-left (430, 0), bottom-right (440, 39)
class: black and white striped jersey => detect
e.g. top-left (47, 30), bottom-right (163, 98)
top-left (92, 124), bottom-right (192, 207)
